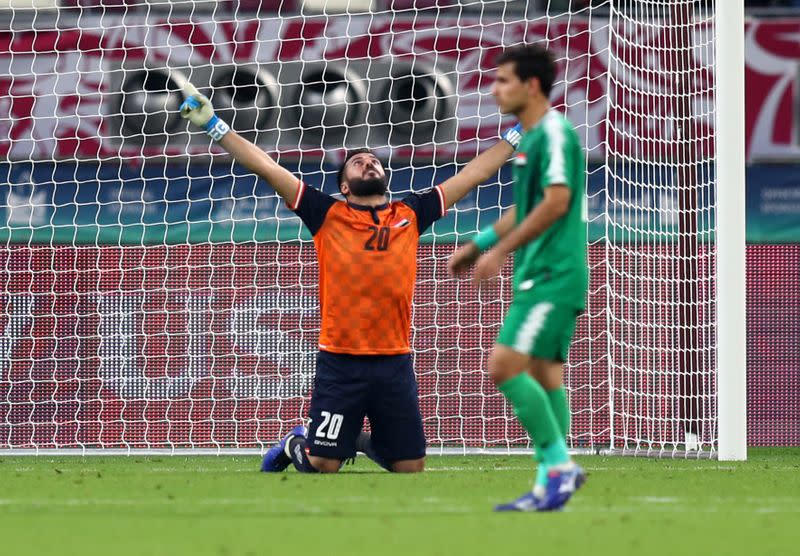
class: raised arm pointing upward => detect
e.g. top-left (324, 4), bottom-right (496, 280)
top-left (180, 82), bottom-right (517, 210)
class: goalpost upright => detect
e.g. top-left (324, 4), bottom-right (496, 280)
top-left (714, 0), bottom-right (747, 461)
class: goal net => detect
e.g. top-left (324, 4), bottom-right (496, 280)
top-left (0, 0), bottom-right (744, 457)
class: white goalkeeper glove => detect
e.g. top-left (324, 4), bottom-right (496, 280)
top-left (502, 122), bottom-right (523, 149)
top-left (179, 82), bottom-right (230, 141)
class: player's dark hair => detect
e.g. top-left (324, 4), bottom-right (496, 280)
top-left (495, 43), bottom-right (556, 97)
top-left (337, 148), bottom-right (374, 193)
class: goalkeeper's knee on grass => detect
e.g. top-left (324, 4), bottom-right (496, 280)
top-left (285, 434), bottom-right (346, 474)
top-left (356, 431), bottom-right (394, 472)
top-left (355, 432), bottom-right (425, 473)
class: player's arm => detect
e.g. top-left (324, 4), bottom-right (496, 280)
top-left (217, 132), bottom-right (300, 206)
top-left (399, 123), bottom-right (523, 235)
top-left (179, 83), bottom-right (300, 206)
top-left (437, 124), bottom-right (522, 209)
top-left (492, 205), bottom-right (518, 238)
top-left (447, 206), bottom-right (516, 276)
top-left (443, 123), bottom-right (524, 275)
top-left (437, 141), bottom-right (514, 209)
top-left (445, 121), bottom-right (522, 277)
top-left (471, 185), bottom-right (571, 284)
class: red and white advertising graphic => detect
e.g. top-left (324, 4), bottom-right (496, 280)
top-left (744, 21), bottom-right (800, 160)
top-left (0, 16), bottom-right (798, 161)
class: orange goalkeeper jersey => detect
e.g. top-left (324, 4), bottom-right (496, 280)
top-left (288, 181), bottom-right (446, 355)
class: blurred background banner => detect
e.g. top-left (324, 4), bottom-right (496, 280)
top-left (746, 165), bottom-right (800, 243)
top-left (1, 14), bottom-right (798, 246)
top-left (2, 162), bottom-right (798, 244)
top-left (0, 15), bottom-right (798, 162)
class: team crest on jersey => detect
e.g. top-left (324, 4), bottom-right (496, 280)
top-left (514, 152), bottom-right (528, 166)
top-left (392, 218), bottom-right (411, 228)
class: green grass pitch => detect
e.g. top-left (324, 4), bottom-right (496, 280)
top-left (1, 448), bottom-right (797, 556)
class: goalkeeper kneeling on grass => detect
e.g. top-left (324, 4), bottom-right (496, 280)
top-left (180, 82), bottom-right (523, 474)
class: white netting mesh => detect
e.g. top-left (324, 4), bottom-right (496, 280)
top-left (0, 0), bottom-right (721, 456)
top-left (602, 0), bottom-right (717, 455)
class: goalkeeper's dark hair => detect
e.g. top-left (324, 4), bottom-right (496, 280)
top-left (495, 43), bottom-right (556, 97)
top-left (337, 148), bottom-right (375, 193)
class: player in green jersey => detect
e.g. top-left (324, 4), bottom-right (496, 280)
top-left (448, 44), bottom-right (588, 512)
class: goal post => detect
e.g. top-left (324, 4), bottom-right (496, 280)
top-left (714, 0), bottom-right (747, 462)
top-left (0, 0), bottom-right (748, 458)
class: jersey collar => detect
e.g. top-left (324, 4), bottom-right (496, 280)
top-left (523, 108), bottom-right (555, 132)
top-left (347, 201), bottom-right (389, 211)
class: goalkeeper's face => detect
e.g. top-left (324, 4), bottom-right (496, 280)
top-left (341, 152), bottom-right (387, 198)
top-left (492, 63), bottom-right (533, 116)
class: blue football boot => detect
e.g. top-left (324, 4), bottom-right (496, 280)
top-left (535, 463), bottom-right (586, 511)
top-left (494, 463), bottom-right (587, 512)
top-left (494, 490), bottom-right (542, 512)
top-left (260, 425), bottom-right (307, 473)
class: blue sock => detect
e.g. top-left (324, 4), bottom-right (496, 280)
top-left (355, 432), bottom-right (393, 472)
top-left (288, 436), bottom-right (318, 473)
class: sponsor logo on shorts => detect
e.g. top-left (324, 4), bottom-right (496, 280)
top-left (313, 439), bottom-right (339, 447)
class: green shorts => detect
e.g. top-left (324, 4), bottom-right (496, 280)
top-left (497, 296), bottom-right (581, 361)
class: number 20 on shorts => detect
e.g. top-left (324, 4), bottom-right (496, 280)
top-left (316, 411), bottom-right (344, 440)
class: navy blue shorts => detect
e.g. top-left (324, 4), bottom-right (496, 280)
top-left (306, 351), bottom-right (426, 462)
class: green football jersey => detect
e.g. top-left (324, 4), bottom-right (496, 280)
top-left (511, 109), bottom-right (588, 309)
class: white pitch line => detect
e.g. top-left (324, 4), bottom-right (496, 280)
top-left (633, 496), bottom-right (680, 504)
top-left (0, 496), bottom-right (448, 507)
top-left (0, 498), bottom-right (474, 514)
top-left (425, 466), bottom-right (534, 472)
top-left (1, 494), bottom-right (797, 510)
top-left (428, 465), bottom-right (799, 472)
top-left (8, 464), bottom-right (800, 474)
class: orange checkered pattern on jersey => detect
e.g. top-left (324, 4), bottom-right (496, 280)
top-left (313, 201), bottom-right (424, 355)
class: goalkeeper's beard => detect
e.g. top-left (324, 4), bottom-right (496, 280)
top-left (347, 177), bottom-right (387, 197)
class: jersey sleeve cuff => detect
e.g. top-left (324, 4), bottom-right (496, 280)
top-left (545, 176), bottom-right (569, 188)
top-left (434, 184), bottom-right (447, 217)
top-left (288, 179), bottom-right (306, 211)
